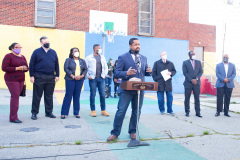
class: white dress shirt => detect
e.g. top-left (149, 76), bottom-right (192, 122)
top-left (224, 62), bottom-right (229, 78)
top-left (131, 54), bottom-right (141, 70)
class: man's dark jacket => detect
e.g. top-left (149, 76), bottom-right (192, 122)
top-left (152, 59), bottom-right (176, 91)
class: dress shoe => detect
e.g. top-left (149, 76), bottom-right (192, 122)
top-left (215, 112), bottom-right (220, 117)
top-left (224, 113), bottom-right (231, 117)
top-left (196, 114), bottom-right (202, 118)
top-left (10, 119), bottom-right (22, 123)
top-left (185, 113), bottom-right (189, 117)
top-left (90, 111), bottom-right (97, 117)
top-left (101, 110), bottom-right (110, 116)
top-left (130, 133), bottom-right (136, 140)
top-left (61, 115), bottom-right (65, 119)
top-left (107, 135), bottom-right (118, 142)
top-left (75, 115), bottom-right (80, 118)
top-left (31, 114), bottom-right (37, 120)
top-left (45, 113), bottom-right (56, 118)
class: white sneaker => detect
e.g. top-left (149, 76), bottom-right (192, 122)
top-left (168, 112), bottom-right (175, 116)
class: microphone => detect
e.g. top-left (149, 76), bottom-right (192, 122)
top-left (136, 54), bottom-right (141, 65)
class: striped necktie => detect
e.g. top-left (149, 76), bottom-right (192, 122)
top-left (135, 54), bottom-right (140, 73)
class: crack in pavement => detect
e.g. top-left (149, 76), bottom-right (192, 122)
top-left (174, 115), bottom-right (240, 136)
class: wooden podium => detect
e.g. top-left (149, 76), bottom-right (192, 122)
top-left (120, 81), bottom-right (158, 147)
top-left (120, 81), bottom-right (158, 91)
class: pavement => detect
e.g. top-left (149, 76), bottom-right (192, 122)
top-left (0, 89), bottom-right (240, 160)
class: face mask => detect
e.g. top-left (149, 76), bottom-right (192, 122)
top-left (43, 43), bottom-right (50, 48)
top-left (74, 52), bottom-right (80, 57)
top-left (191, 55), bottom-right (196, 60)
top-left (97, 49), bottom-right (102, 54)
top-left (162, 55), bottom-right (167, 60)
top-left (223, 58), bottom-right (228, 63)
top-left (13, 49), bottom-right (21, 55)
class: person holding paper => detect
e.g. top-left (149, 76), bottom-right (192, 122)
top-left (152, 51), bottom-right (176, 115)
top-left (182, 51), bottom-right (203, 118)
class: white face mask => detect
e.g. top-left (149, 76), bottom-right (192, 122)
top-left (74, 52), bottom-right (80, 57)
top-left (97, 49), bottom-right (102, 54)
top-left (162, 55), bottom-right (167, 60)
top-left (191, 55), bottom-right (196, 60)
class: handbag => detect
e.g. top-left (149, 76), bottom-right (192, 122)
top-left (20, 82), bottom-right (26, 97)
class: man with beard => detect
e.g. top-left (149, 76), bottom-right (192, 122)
top-left (107, 38), bottom-right (152, 141)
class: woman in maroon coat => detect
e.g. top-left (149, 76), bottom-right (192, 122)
top-left (2, 43), bottom-right (29, 123)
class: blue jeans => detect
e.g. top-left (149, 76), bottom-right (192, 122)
top-left (61, 79), bottom-right (84, 116)
top-left (89, 77), bottom-right (106, 111)
top-left (157, 91), bottom-right (173, 113)
top-left (105, 77), bottom-right (112, 93)
top-left (111, 91), bottom-right (144, 137)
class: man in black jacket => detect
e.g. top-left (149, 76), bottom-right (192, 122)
top-left (152, 51), bottom-right (176, 115)
top-left (182, 51), bottom-right (203, 118)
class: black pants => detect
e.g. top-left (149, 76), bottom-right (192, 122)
top-left (31, 74), bottom-right (55, 115)
top-left (114, 82), bottom-right (120, 93)
top-left (184, 84), bottom-right (200, 114)
top-left (217, 84), bottom-right (233, 114)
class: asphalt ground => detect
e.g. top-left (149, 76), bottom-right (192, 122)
top-left (0, 89), bottom-right (240, 160)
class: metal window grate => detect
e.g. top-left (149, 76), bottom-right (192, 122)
top-left (138, 0), bottom-right (155, 36)
top-left (35, 0), bottom-right (56, 28)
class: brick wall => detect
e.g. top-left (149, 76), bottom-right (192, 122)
top-left (155, 0), bottom-right (189, 40)
top-left (189, 23), bottom-right (216, 52)
top-left (1, 0), bottom-right (188, 40)
top-left (0, 0), bottom-right (35, 27)
top-left (0, 0), bottom-right (215, 44)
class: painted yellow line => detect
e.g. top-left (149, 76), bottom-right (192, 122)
top-left (55, 92), bottom-right (184, 106)
top-left (144, 95), bottom-right (184, 106)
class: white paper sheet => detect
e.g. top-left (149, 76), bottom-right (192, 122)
top-left (161, 69), bottom-right (171, 81)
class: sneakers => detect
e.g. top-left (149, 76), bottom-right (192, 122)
top-left (161, 112), bottom-right (175, 116)
top-left (90, 111), bottom-right (97, 117)
top-left (101, 110), bottom-right (110, 116)
top-left (167, 112), bottom-right (175, 116)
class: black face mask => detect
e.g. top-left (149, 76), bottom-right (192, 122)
top-left (43, 43), bottom-right (50, 48)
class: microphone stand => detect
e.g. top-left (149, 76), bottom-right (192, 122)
top-left (127, 54), bottom-right (150, 147)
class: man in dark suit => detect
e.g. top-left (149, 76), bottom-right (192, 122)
top-left (215, 54), bottom-right (236, 117)
top-left (182, 51), bottom-right (203, 117)
top-left (107, 38), bottom-right (152, 141)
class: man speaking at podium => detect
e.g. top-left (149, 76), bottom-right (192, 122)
top-left (107, 38), bottom-right (152, 142)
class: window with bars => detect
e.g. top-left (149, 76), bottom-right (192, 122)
top-left (138, 0), bottom-right (155, 36)
top-left (35, 0), bottom-right (56, 28)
